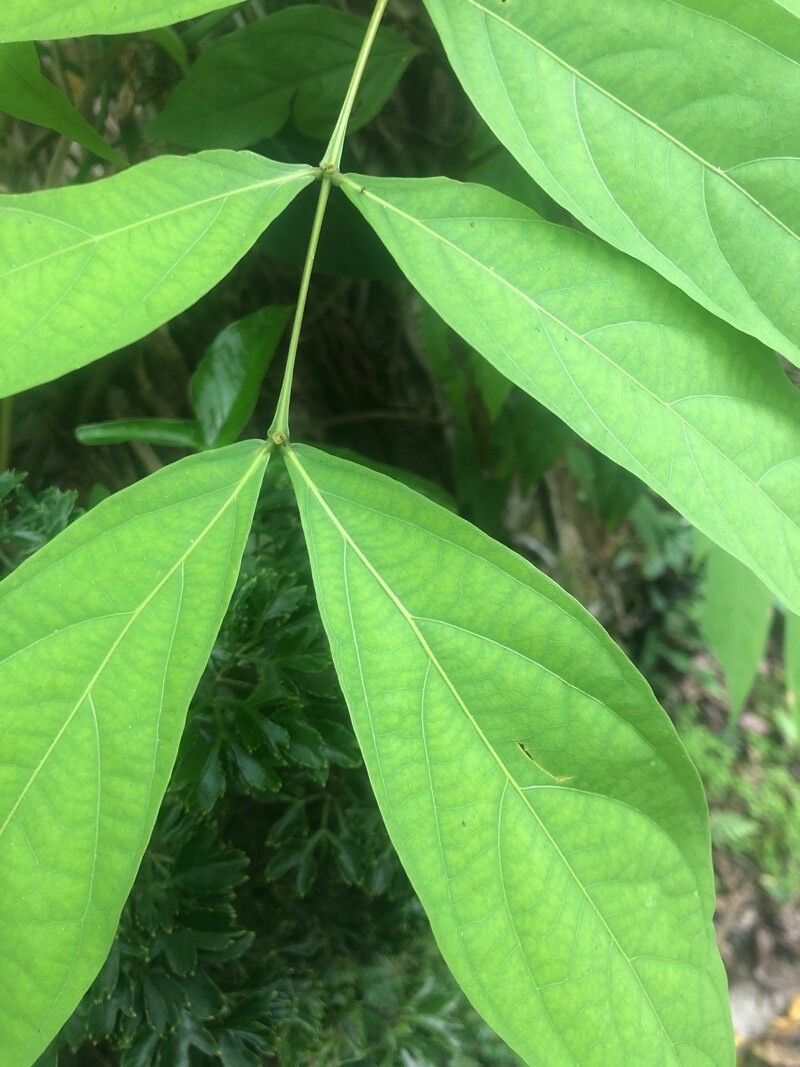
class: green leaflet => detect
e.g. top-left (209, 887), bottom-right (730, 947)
top-left (76, 418), bottom-right (204, 450)
top-left (148, 5), bottom-right (419, 150)
top-left (423, 0), bottom-right (800, 366)
top-left (190, 304), bottom-right (291, 447)
top-left (696, 535), bottom-right (774, 718)
top-left (286, 444), bottom-right (733, 1066)
top-left (0, 1), bottom-right (238, 42)
top-left (0, 440), bottom-right (268, 1066)
top-left (340, 174), bottom-right (800, 617)
top-left (0, 152), bottom-right (313, 399)
top-left (0, 43), bottom-right (123, 165)
top-left (76, 304), bottom-right (291, 453)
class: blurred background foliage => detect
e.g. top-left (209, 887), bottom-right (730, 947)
top-left (1, 1), bottom-right (798, 1063)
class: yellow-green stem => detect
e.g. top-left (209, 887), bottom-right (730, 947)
top-left (323, 0), bottom-right (391, 170)
top-left (268, 178), bottom-right (331, 443)
top-left (268, 0), bottom-right (391, 442)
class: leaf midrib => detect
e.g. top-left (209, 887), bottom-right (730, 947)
top-left (287, 445), bottom-right (683, 1063)
top-left (0, 167), bottom-right (313, 284)
top-left (318, 484), bottom-right (713, 905)
top-left (344, 177), bottom-right (800, 595)
top-left (457, 0), bottom-right (800, 249)
top-left (0, 446), bottom-right (266, 843)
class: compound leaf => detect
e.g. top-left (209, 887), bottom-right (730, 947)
top-left (423, 0), bottom-right (800, 366)
top-left (0, 1), bottom-right (239, 42)
top-left (342, 174), bottom-right (800, 616)
top-left (286, 444), bottom-right (733, 1066)
top-left (148, 5), bottom-right (419, 150)
top-left (0, 43), bottom-right (123, 165)
top-left (0, 151), bottom-right (313, 399)
top-left (0, 440), bottom-right (269, 1066)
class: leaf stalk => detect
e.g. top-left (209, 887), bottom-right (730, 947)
top-left (322, 0), bottom-right (391, 171)
top-left (268, 176), bottom-right (331, 444)
top-left (268, 0), bottom-right (391, 443)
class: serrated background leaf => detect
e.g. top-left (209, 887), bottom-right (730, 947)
top-left (0, 1), bottom-right (238, 42)
top-left (286, 444), bottom-right (733, 1067)
top-left (0, 151), bottom-right (313, 399)
top-left (341, 174), bottom-right (800, 617)
top-left (424, 0), bottom-right (800, 365)
top-left (148, 5), bottom-right (418, 150)
top-left (0, 441), bottom-right (268, 1065)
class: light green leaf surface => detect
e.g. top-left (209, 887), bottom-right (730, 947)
top-left (696, 534), bottom-right (773, 717)
top-left (424, 0), bottom-right (800, 365)
top-left (0, 1), bottom-right (239, 42)
top-left (341, 174), bottom-right (800, 616)
top-left (286, 444), bottom-right (732, 1066)
top-left (0, 151), bottom-right (313, 399)
top-left (148, 6), bottom-right (418, 150)
top-left (0, 43), bottom-right (123, 164)
top-left (190, 304), bottom-right (291, 447)
top-left (0, 440), bottom-right (268, 1066)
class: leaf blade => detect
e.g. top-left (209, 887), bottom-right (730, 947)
top-left (147, 5), bottom-right (419, 150)
top-left (423, 0), bottom-right (800, 365)
top-left (190, 304), bottom-right (291, 447)
top-left (286, 443), bottom-right (733, 1066)
top-left (0, 441), bottom-right (268, 1065)
top-left (0, 43), bottom-right (123, 164)
top-left (0, 1), bottom-right (239, 42)
top-left (0, 151), bottom-right (313, 398)
top-left (75, 418), bottom-right (203, 450)
top-left (341, 173), bottom-right (800, 616)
